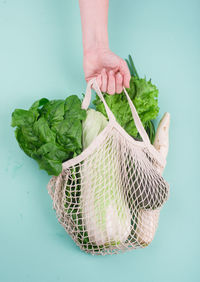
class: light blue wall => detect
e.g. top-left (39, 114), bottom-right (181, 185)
top-left (1, 0), bottom-right (199, 281)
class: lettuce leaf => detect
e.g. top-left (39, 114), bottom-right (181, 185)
top-left (93, 73), bottom-right (159, 143)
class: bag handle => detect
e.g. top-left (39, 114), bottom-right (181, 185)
top-left (82, 78), bottom-right (116, 122)
top-left (82, 78), bottom-right (150, 145)
top-left (122, 86), bottom-right (150, 145)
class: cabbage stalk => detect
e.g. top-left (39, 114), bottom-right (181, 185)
top-left (81, 109), bottom-right (131, 246)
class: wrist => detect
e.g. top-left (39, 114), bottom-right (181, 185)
top-left (79, 0), bottom-right (109, 57)
top-left (83, 35), bottom-right (109, 55)
top-left (83, 45), bottom-right (110, 56)
top-left (82, 23), bottom-right (109, 55)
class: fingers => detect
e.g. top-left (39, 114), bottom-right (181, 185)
top-left (95, 62), bottom-right (131, 95)
top-left (101, 69), bottom-right (107, 92)
top-left (107, 71), bottom-right (115, 95)
top-left (115, 72), bottom-right (123, 94)
top-left (98, 69), bottom-right (123, 95)
top-left (119, 60), bottom-right (131, 88)
top-left (124, 72), bottom-right (131, 89)
top-left (96, 74), bottom-right (102, 89)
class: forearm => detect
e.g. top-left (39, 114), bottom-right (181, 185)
top-left (79, 0), bottom-right (109, 54)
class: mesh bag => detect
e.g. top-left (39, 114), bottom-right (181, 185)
top-left (47, 79), bottom-right (169, 255)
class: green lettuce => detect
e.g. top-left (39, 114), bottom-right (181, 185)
top-left (93, 55), bottom-right (159, 143)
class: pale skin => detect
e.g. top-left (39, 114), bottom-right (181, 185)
top-left (79, 0), bottom-right (131, 94)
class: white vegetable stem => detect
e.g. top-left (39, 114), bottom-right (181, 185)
top-left (81, 109), bottom-right (131, 246)
top-left (153, 112), bottom-right (170, 172)
top-left (136, 112), bottom-right (170, 246)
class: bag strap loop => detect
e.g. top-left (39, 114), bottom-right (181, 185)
top-left (82, 78), bottom-right (150, 145)
top-left (82, 78), bottom-right (116, 122)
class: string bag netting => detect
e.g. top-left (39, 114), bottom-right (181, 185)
top-left (47, 79), bottom-right (169, 255)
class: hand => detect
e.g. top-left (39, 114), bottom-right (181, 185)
top-left (83, 48), bottom-right (131, 95)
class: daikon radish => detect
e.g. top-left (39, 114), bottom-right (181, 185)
top-left (137, 112), bottom-right (170, 246)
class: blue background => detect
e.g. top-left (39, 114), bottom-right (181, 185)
top-left (1, 0), bottom-right (199, 281)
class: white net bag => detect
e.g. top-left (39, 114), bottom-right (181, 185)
top-left (47, 79), bottom-right (169, 255)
